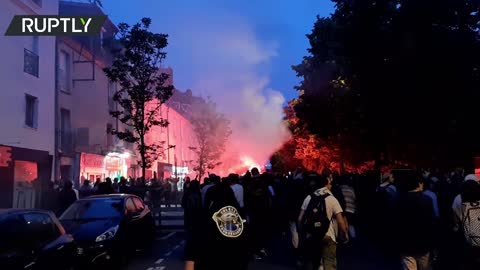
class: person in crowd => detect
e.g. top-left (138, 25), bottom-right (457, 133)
top-left (228, 173), bottom-right (244, 211)
top-left (340, 175), bottom-right (358, 239)
top-left (112, 177), bottom-right (120, 193)
top-left (93, 178), bottom-right (101, 191)
top-left (58, 180), bottom-right (77, 215)
top-left (183, 176), bottom-right (191, 192)
top-left (201, 175), bottom-right (215, 206)
top-left (119, 177), bottom-right (130, 194)
top-left (452, 174), bottom-right (479, 232)
top-left (392, 170), bottom-right (436, 270)
top-left (79, 179), bottom-right (93, 198)
top-left (184, 180), bottom-right (249, 270)
top-left (182, 180), bottom-right (202, 238)
top-left (163, 177), bottom-right (173, 205)
top-left (451, 174), bottom-right (480, 270)
top-left (96, 177), bottom-right (115, 195)
top-left (298, 173), bottom-right (349, 270)
top-left (285, 168), bottom-right (307, 267)
top-left (204, 175), bottom-right (221, 208)
top-left (377, 171), bottom-right (397, 198)
top-left (423, 176), bottom-right (440, 219)
top-left (246, 168), bottom-right (272, 259)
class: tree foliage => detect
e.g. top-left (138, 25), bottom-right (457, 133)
top-left (189, 99), bottom-right (232, 179)
top-left (294, 0), bottom-right (480, 168)
top-left (104, 18), bottom-right (174, 178)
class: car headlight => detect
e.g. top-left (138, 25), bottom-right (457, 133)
top-left (95, 225), bottom-right (119, 242)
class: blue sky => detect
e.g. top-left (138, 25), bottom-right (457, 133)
top-left (102, 0), bottom-right (334, 101)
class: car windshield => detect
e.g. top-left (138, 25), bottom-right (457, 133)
top-left (60, 199), bottom-right (124, 220)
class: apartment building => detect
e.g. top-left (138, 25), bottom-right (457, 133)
top-left (0, 0), bottom-right (58, 208)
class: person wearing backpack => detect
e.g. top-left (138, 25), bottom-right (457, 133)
top-left (298, 174), bottom-right (348, 270)
top-left (452, 174), bottom-right (480, 270)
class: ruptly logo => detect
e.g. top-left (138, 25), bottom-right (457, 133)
top-left (5, 15), bottom-right (107, 36)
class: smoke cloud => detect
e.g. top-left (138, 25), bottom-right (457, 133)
top-left (167, 11), bottom-right (291, 171)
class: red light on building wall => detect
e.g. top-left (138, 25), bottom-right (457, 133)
top-left (105, 156), bottom-right (122, 171)
top-left (0, 146), bottom-right (12, 167)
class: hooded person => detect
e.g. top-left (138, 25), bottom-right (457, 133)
top-left (184, 181), bottom-right (249, 270)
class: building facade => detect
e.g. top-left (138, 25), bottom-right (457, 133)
top-left (0, 0), bottom-right (58, 208)
top-left (55, 0), bottom-right (135, 186)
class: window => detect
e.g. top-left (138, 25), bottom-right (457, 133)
top-left (106, 123), bottom-right (113, 149)
top-left (125, 198), bottom-right (137, 214)
top-left (60, 109), bottom-right (72, 152)
top-left (132, 197), bottom-right (145, 211)
top-left (59, 50), bottom-right (71, 92)
top-left (100, 27), bottom-right (106, 47)
top-left (25, 94), bottom-right (38, 128)
top-left (24, 41), bottom-right (39, 77)
top-left (60, 199), bottom-right (124, 220)
top-left (108, 81), bottom-right (116, 112)
top-left (22, 213), bottom-right (59, 247)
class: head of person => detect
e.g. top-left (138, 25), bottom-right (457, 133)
top-left (382, 172), bottom-right (394, 184)
top-left (228, 173), bottom-right (240, 185)
top-left (105, 177), bottom-right (112, 185)
top-left (251, 167), bottom-right (260, 177)
top-left (210, 174), bottom-right (221, 185)
top-left (316, 174), bottom-right (332, 191)
top-left (113, 178), bottom-right (119, 183)
top-left (83, 180), bottom-right (90, 186)
top-left (203, 177), bottom-right (210, 185)
top-left (184, 176), bottom-right (191, 183)
top-left (396, 170), bottom-right (423, 193)
top-left (426, 176), bottom-right (439, 192)
top-left (189, 180), bottom-right (201, 194)
top-left (461, 174), bottom-right (480, 202)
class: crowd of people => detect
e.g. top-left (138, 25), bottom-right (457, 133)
top-left (181, 167), bottom-right (480, 270)
top-left (47, 176), bottom-right (183, 216)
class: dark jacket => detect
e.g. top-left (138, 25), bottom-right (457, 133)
top-left (185, 183), bottom-right (249, 270)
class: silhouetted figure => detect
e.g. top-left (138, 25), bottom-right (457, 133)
top-left (58, 180), bottom-right (77, 215)
top-left (79, 180), bottom-right (93, 198)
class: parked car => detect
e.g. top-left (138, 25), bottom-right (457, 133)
top-left (0, 209), bottom-right (76, 270)
top-left (59, 194), bottom-right (155, 268)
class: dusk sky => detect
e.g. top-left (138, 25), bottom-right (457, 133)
top-left (102, 0), bottom-right (334, 101)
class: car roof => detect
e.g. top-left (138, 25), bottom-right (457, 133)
top-left (0, 208), bottom-right (54, 216)
top-left (80, 194), bottom-right (136, 200)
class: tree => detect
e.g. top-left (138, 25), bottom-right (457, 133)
top-left (189, 99), bottom-right (231, 179)
top-left (294, 0), bottom-right (480, 169)
top-left (104, 18), bottom-right (174, 179)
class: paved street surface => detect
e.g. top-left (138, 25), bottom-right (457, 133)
top-left (124, 207), bottom-right (402, 270)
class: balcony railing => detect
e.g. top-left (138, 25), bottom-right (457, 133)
top-left (24, 49), bottom-right (39, 77)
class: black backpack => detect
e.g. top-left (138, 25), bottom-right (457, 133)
top-left (303, 193), bottom-right (331, 239)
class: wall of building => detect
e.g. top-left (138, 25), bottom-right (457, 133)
top-left (0, 0), bottom-right (57, 155)
top-left (146, 103), bottom-right (198, 179)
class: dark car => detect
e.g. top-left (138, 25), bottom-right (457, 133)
top-left (0, 209), bottom-right (76, 270)
top-left (59, 194), bottom-right (155, 267)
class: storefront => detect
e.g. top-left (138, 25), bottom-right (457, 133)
top-left (79, 152), bottom-right (105, 183)
top-left (78, 152), bottom-right (132, 182)
top-left (0, 145), bottom-right (52, 209)
top-left (105, 152), bottom-right (129, 179)
top-left (157, 162), bottom-right (173, 180)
